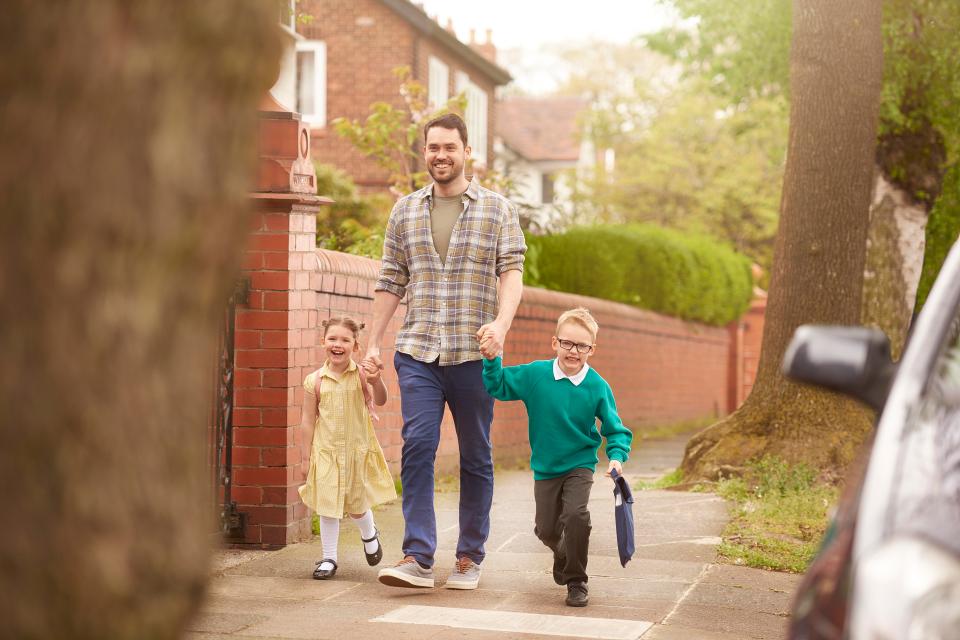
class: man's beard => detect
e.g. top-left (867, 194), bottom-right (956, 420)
top-left (428, 161), bottom-right (461, 184)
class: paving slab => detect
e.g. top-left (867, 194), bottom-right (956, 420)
top-left (196, 432), bottom-right (799, 640)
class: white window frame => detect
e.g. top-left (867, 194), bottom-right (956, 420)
top-left (428, 56), bottom-right (449, 110)
top-left (279, 0), bottom-right (296, 33)
top-left (295, 40), bottom-right (326, 126)
top-left (455, 73), bottom-right (488, 164)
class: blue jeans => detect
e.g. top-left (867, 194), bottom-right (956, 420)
top-left (394, 352), bottom-right (495, 568)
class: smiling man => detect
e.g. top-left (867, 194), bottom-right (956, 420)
top-left (363, 113), bottom-right (526, 590)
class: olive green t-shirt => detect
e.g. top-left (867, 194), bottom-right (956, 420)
top-left (430, 193), bottom-right (464, 264)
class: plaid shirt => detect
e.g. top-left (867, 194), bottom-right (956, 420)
top-left (376, 178), bottom-right (526, 366)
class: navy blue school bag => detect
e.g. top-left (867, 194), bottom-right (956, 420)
top-left (611, 468), bottom-right (635, 567)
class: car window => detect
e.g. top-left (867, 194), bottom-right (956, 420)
top-left (889, 318), bottom-right (960, 555)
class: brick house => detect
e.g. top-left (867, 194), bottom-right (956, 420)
top-left (271, 0), bottom-right (512, 192)
top-left (495, 96), bottom-right (598, 232)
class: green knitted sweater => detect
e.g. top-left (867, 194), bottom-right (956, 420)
top-left (482, 357), bottom-right (632, 480)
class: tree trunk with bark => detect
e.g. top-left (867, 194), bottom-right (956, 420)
top-left (682, 0), bottom-right (884, 481)
top-left (0, 3), bottom-right (279, 638)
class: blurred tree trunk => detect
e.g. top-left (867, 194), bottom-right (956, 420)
top-left (682, 0), bottom-right (883, 481)
top-left (0, 3), bottom-right (279, 638)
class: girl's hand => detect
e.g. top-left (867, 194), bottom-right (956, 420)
top-left (361, 358), bottom-right (381, 382)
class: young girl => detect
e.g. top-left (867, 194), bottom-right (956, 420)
top-left (298, 316), bottom-right (397, 580)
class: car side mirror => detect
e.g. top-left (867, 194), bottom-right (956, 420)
top-left (782, 325), bottom-right (896, 413)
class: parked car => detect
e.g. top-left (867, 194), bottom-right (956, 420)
top-left (783, 240), bottom-right (960, 639)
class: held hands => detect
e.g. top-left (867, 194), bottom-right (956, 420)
top-left (605, 459), bottom-right (623, 478)
top-left (360, 355), bottom-right (382, 384)
top-left (476, 320), bottom-right (507, 359)
top-left (361, 345), bottom-right (383, 381)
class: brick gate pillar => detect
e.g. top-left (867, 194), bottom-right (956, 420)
top-left (230, 96), bottom-right (331, 547)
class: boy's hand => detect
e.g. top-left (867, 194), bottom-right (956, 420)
top-left (477, 321), bottom-right (506, 359)
top-left (605, 459), bottom-right (623, 478)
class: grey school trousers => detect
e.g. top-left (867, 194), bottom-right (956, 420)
top-left (533, 467), bottom-right (594, 584)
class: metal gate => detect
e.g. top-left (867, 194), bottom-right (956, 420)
top-left (209, 277), bottom-right (249, 538)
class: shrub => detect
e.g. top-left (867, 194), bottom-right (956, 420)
top-left (314, 163), bottom-right (392, 258)
top-left (525, 224), bottom-right (753, 326)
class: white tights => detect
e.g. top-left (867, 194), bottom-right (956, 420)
top-left (317, 510), bottom-right (378, 571)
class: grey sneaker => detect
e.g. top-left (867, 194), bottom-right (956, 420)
top-left (445, 556), bottom-right (481, 590)
top-left (377, 556), bottom-right (435, 588)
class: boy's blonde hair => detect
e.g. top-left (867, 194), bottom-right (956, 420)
top-left (556, 307), bottom-right (599, 343)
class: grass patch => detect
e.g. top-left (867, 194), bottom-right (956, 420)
top-left (715, 456), bottom-right (838, 573)
top-left (635, 467), bottom-right (684, 490)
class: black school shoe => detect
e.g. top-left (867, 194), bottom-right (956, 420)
top-left (362, 528), bottom-right (383, 566)
top-left (566, 581), bottom-right (589, 607)
top-left (313, 558), bottom-right (338, 580)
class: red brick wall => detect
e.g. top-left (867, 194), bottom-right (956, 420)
top-left (297, 0), bottom-right (499, 191)
top-left (230, 236), bottom-right (760, 547)
top-left (739, 298), bottom-right (767, 403)
top-left (230, 196), bottom-right (322, 547)
top-left (304, 250), bottom-right (732, 475)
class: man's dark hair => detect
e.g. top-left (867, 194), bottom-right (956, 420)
top-left (424, 113), bottom-right (468, 147)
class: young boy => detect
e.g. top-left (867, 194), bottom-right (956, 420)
top-left (480, 307), bottom-right (632, 607)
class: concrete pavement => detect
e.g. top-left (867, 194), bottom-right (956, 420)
top-left (189, 432), bottom-right (800, 640)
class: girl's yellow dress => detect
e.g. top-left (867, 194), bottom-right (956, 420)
top-left (298, 360), bottom-right (396, 518)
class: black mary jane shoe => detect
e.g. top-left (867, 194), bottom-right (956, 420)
top-left (313, 558), bottom-right (338, 580)
top-left (361, 528), bottom-right (383, 566)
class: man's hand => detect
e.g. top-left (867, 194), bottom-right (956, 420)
top-left (477, 320), bottom-right (507, 359)
top-left (361, 358), bottom-right (381, 384)
top-left (605, 459), bottom-right (623, 478)
top-left (363, 345), bottom-right (383, 374)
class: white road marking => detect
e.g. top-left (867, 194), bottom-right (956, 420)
top-left (320, 583), bottom-right (362, 602)
top-left (495, 531), bottom-right (521, 552)
top-left (440, 523), bottom-right (459, 533)
top-left (373, 605), bottom-right (653, 639)
top-left (661, 563), bottom-right (713, 626)
top-left (634, 536), bottom-right (723, 548)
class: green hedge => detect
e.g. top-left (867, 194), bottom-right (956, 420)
top-left (524, 225), bottom-right (753, 326)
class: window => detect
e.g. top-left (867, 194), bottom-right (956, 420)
top-left (456, 73), bottom-right (488, 164)
top-left (295, 41), bottom-right (326, 125)
top-left (279, 0), bottom-right (295, 32)
top-left (541, 173), bottom-right (555, 204)
top-left (428, 56), bottom-right (449, 110)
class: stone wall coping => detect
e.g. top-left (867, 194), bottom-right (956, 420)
top-left (250, 192), bottom-right (333, 205)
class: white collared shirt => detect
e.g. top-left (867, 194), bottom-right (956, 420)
top-left (553, 358), bottom-right (590, 386)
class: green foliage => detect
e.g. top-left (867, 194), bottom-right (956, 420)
top-left (314, 163), bottom-right (391, 258)
top-left (525, 224), bottom-right (753, 326)
top-left (636, 467), bottom-right (684, 491)
top-left (916, 164), bottom-right (960, 309)
top-left (646, 0), bottom-right (791, 102)
top-left (310, 513), bottom-right (320, 536)
top-left (584, 83), bottom-right (787, 275)
top-left (881, 1), bottom-right (960, 161)
top-left (715, 456), bottom-right (838, 573)
top-left (655, 0), bottom-right (960, 306)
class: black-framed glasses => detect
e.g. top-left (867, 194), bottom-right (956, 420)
top-left (556, 337), bottom-right (593, 353)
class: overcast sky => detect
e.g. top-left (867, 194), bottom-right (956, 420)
top-left (418, 0), bottom-right (680, 93)
top-left (419, 0), bottom-right (677, 48)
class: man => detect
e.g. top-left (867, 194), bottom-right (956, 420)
top-left (364, 113), bottom-right (525, 590)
